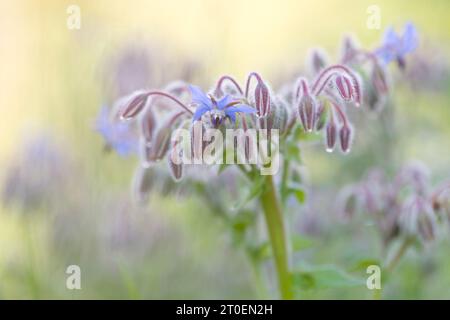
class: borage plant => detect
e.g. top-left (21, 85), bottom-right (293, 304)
top-left (338, 163), bottom-right (450, 298)
top-left (97, 26), bottom-right (416, 299)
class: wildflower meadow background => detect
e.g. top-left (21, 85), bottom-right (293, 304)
top-left (0, 0), bottom-right (449, 299)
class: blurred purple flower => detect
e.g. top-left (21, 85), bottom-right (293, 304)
top-left (2, 133), bottom-right (73, 210)
top-left (375, 22), bottom-right (418, 68)
top-left (95, 106), bottom-right (138, 157)
top-left (190, 85), bottom-right (255, 125)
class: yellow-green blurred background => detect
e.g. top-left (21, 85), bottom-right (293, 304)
top-left (0, 0), bottom-right (449, 299)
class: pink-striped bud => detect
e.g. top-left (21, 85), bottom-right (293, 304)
top-left (145, 126), bottom-right (171, 163)
top-left (255, 81), bottom-right (271, 117)
top-left (296, 79), bottom-right (317, 132)
top-left (190, 121), bottom-right (204, 164)
top-left (144, 112), bottom-right (183, 164)
top-left (298, 96), bottom-right (317, 132)
top-left (315, 102), bottom-right (326, 130)
top-left (141, 108), bottom-right (156, 142)
top-left (336, 75), bottom-right (353, 101)
top-left (120, 92), bottom-right (148, 120)
top-left (400, 196), bottom-right (437, 242)
top-left (339, 124), bottom-right (352, 153)
top-left (325, 118), bottom-right (337, 152)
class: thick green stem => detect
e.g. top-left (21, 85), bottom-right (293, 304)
top-left (260, 175), bottom-right (293, 299)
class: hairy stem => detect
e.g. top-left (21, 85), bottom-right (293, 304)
top-left (216, 75), bottom-right (244, 95)
top-left (259, 175), bottom-right (293, 299)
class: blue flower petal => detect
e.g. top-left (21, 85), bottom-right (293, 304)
top-left (216, 95), bottom-right (233, 110)
top-left (225, 105), bottom-right (256, 123)
top-left (189, 85), bottom-right (212, 108)
top-left (376, 23), bottom-right (418, 65)
top-left (192, 105), bottom-right (211, 122)
top-left (383, 27), bottom-right (399, 47)
top-left (401, 22), bottom-right (418, 54)
top-left (95, 105), bottom-right (138, 157)
top-left (225, 105), bottom-right (256, 115)
top-left (227, 112), bottom-right (236, 123)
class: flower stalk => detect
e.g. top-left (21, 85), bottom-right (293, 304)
top-left (259, 174), bottom-right (293, 300)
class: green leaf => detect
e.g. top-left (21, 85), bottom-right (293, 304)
top-left (291, 266), bottom-right (364, 291)
top-left (350, 258), bottom-right (381, 272)
top-left (285, 140), bottom-right (301, 163)
top-left (286, 182), bottom-right (306, 203)
top-left (231, 176), bottom-right (265, 211)
top-left (251, 235), bottom-right (313, 262)
top-left (250, 242), bottom-right (272, 261)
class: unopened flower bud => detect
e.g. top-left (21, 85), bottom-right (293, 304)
top-left (141, 107), bottom-right (156, 142)
top-left (400, 196), bottom-right (437, 242)
top-left (255, 81), bottom-right (271, 117)
top-left (270, 98), bottom-right (289, 134)
top-left (325, 118), bottom-right (337, 152)
top-left (315, 101), bottom-right (327, 130)
top-left (120, 91), bottom-right (148, 120)
top-left (144, 112), bottom-right (183, 164)
top-left (145, 126), bottom-right (171, 163)
top-left (298, 95), bottom-right (317, 132)
top-left (339, 124), bottom-right (352, 153)
top-left (336, 75), bottom-right (353, 101)
top-left (296, 79), bottom-right (317, 132)
top-left (190, 122), bottom-right (205, 164)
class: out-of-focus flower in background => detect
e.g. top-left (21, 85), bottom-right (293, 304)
top-left (375, 22), bottom-right (419, 69)
top-left (95, 105), bottom-right (139, 157)
top-left (1, 132), bottom-right (74, 211)
top-left (337, 162), bottom-right (449, 247)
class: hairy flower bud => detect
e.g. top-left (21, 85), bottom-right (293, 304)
top-left (315, 101), bottom-right (326, 130)
top-left (140, 107), bottom-right (156, 142)
top-left (143, 112), bottom-right (183, 165)
top-left (255, 81), bottom-right (271, 117)
top-left (400, 196), bottom-right (437, 242)
top-left (190, 121), bottom-right (205, 164)
top-left (120, 91), bottom-right (148, 120)
top-left (336, 75), bottom-right (353, 101)
top-left (298, 95), bottom-right (317, 132)
top-left (339, 124), bottom-right (352, 153)
top-left (325, 117), bottom-right (337, 152)
top-left (296, 79), bottom-right (317, 132)
top-left (270, 98), bottom-right (289, 134)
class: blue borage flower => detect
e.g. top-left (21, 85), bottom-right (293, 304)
top-left (189, 85), bottom-right (255, 126)
top-left (376, 22), bottom-right (418, 68)
top-left (96, 106), bottom-right (138, 157)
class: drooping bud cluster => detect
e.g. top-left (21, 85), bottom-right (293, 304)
top-left (116, 82), bottom-right (194, 180)
top-left (337, 163), bottom-right (449, 247)
top-left (291, 64), bottom-right (361, 153)
top-left (334, 24), bottom-right (418, 111)
top-left (100, 65), bottom-right (364, 184)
